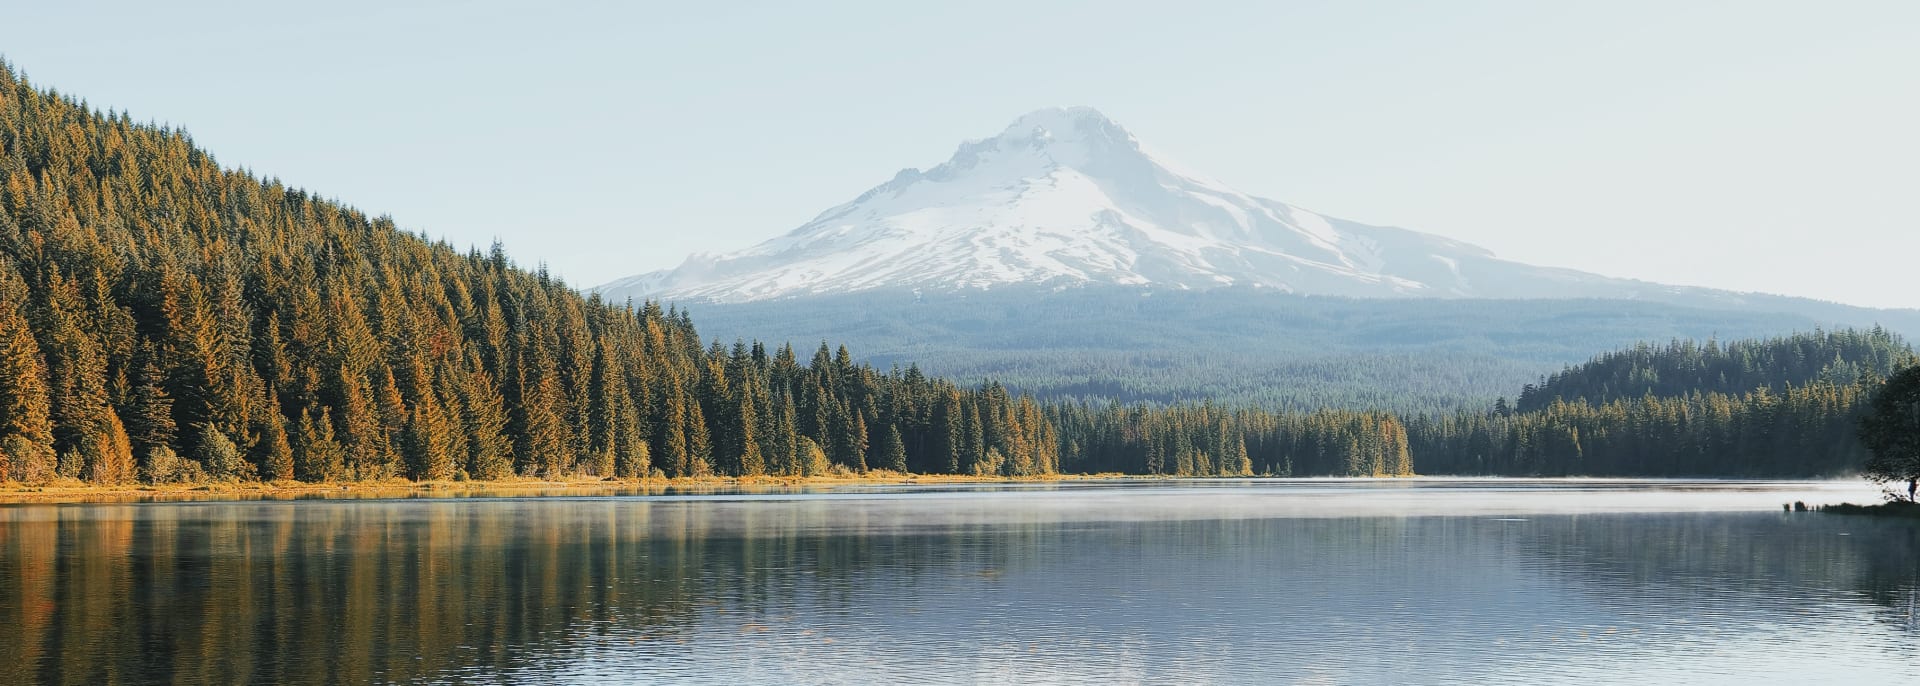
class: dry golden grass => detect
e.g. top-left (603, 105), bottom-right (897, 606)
top-left (0, 471), bottom-right (1149, 504)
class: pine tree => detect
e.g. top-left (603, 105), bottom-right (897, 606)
top-left (937, 393), bottom-right (962, 473)
top-left (42, 268), bottom-right (122, 481)
top-left (613, 397), bottom-right (650, 478)
top-left (846, 409), bottom-right (869, 472)
top-left (0, 260), bottom-right (55, 482)
top-left (513, 344), bottom-right (568, 478)
top-left (767, 391), bottom-right (800, 476)
top-left (334, 365), bottom-right (384, 479)
top-left (83, 407), bottom-right (136, 484)
top-left (658, 379), bottom-right (691, 477)
top-left (734, 379), bottom-right (764, 476)
top-left (254, 394), bottom-right (295, 481)
top-left (293, 406), bottom-right (344, 483)
top-left (126, 354), bottom-right (177, 463)
top-left (370, 364), bottom-right (408, 477)
top-left (962, 401), bottom-right (984, 474)
top-left (402, 359), bottom-right (456, 481)
top-left (460, 359), bottom-right (513, 480)
top-left (586, 340), bottom-right (623, 477)
top-left (879, 423), bottom-right (907, 473)
top-left (685, 397), bottom-right (712, 476)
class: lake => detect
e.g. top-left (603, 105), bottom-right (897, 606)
top-left (1, 479), bottom-right (1915, 684)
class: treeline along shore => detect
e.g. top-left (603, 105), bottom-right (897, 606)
top-left (0, 63), bottom-right (1910, 492)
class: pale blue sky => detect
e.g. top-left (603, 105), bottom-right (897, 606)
top-left (3, 1), bottom-right (1915, 307)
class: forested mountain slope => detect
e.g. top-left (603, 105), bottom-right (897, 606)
top-left (1515, 329), bottom-right (1914, 412)
top-left (678, 287), bottom-right (1911, 411)
top-left (1410, 328), bottom-right (1911, 477)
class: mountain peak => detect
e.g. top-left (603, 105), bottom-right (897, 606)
top-left (926, 106), bottom-right (1146, 184)
top-left (999, 106), bottom-right (1125, 140)
top-left (596, 109), bottom-right (1630, 304)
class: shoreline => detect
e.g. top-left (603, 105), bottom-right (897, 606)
top-left (0, 473), bottom-right (1874, 505)
top-left (1817, 500), bottom-right (1920, 519)
top-left (0, 472), bottom-right (1129, 504)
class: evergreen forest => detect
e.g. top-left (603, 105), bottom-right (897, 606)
top-left (1412, 328), bottom-right (1910, 477)
top-left (675, 285), bottom-right (1920, 411)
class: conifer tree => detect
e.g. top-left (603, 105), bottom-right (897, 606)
top-left (254, 394), bottom-right (295, 481)
top-left (83, 407), bottom-right (136, 484)
top-left (767, 391), bottom-right (800, 476)
top-left (846, 408), bottom-right (869, 472)
top-left (371, 364), bottom-right (408, 476)
top-left (0, 260), bottom-right (54, 481)
top-left (658, 379), bottom-right (691, 477)
top-left (42, 268), bottom-right (121, 480)
top-left (587, 340), bottom-right (624, 477)
top-left (334, 365), bottom-right (383, 479)
top-left (879, 423), bottom-right (907, 473)
top-left (402, 359), bottom-right (456, 481)
top-left (513, 344), bottom-right (568, 478)
top-left (685, 397), bottom-right (712, 476)
top-left (962, 401), bottom-right (984, 475)
top-left (734, 379), bottom-right (764, 476)
top-left (293, 406), bottom-right (344, 483)
top-left (613, 401), bottom-right (650, 478)
top-left (936, 392), bottom-right (962, 473)
top-left (126, 354), bottom-right (176, 462)
top-left (460, 359), bottom-right (513, 480)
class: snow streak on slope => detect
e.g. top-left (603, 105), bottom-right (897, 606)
top-left (598, 107), bottom-right (1662, 303)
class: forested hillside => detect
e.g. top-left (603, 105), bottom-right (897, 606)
top-left (1515, 329), bottom-right (1913, 412)
top-left (1412, 378), bottom-right (1878, 477)
top-left (675, 287), bottom-right (1917, 412)
top-left (1406, 330), bottom-right (1911, 477)
top-left (0, 63), bottom-right (1898, 485)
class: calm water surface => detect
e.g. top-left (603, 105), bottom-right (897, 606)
top-left (1, 479), bottom-right (1915, 684)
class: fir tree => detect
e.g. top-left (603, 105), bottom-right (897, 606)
top-left (0, 259), bottom-right (55, 481)
top-left (293, 406), bottom-right (344, 483)
top-left (126, 354), bottom-right (177, 463)
top-left (879, 423), bottom-right (907, 473)
top-left (402, 359), bottom-right (456, 481)
top-left (460, 359), bottom-right (513, 480)
top-left (254, 394), bottom-right (295, 481)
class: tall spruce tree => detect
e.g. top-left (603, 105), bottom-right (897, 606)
top-left (0, 259), bottom-right (55, 481)
top-left (879, 423), bottom-right (907, 473)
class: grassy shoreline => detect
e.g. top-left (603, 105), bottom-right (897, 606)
top-left (0, 472), bottom-right (1135, 504)
top-left (0, 474), bottom-right (1873, 505)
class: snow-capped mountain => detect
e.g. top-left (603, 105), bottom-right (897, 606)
top-left (596, 107), bottom-right (1674, 304)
